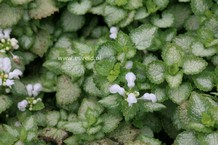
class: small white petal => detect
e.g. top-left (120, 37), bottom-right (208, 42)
top-left (3, 28), bottom-right (11, 38)
top-left (26, 84), bottom-right (33, 96)
top-left (109, 84), bottom-right (121, 94)
top-left (127, 93), bottom-right (137, 106)
top-left (110, 26), bottom-right (118, 34)
top-left (141, 93), bottom-right (157, 103)
top-left (17, 100), bottom-right (28, 112)
top-left (15, 121), bottom-right (21, 127)
top-left (118, 87), bottom-right (125, 96)
top-left (125, 72), bottom-right (136, 88)
top-left (32, 83), bottom-right (42, 97)
top-left (5, 79), bottom-right (14, 87)
top-left (9, 69), bottom-right (22, 79)
top-left (109, 33), bottom-right (117, 39)
top-left (3, 57), bottom-right (11, 73)
top-left (125, 61), bottom-right (133, 69)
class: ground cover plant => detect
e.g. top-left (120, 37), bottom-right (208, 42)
top-left (0, 0), bottom-right (218, 144)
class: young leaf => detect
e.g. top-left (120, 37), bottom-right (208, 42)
top-left (190, 0), bottom-right (212, 15)
top-left (83, 76), bottom-right (102, 96)
top-left (191, 41), bottom-right (217, 57)
top-left (162, 44), bottom-right (184, 66)
top-left (142, 102), bottom-right (166, 112)
top-left (165, 71), bottom-right (183, 88)
top-left (130, 24), bottom-right (158, 50)
top-left (46, 111), bottom-right (60, 127)
top-left (146, 61), bottom-right (165, 84)
top-left (167, 83), bottom-right (192, 104)
top-left (193, 72), bottom-right (214, 92)
top-left (95, 59), bottom-right (115, 76)
top-left (183, 56), bottom-right (208, 75)
top-left (98, 95), bottom-right (120, 109)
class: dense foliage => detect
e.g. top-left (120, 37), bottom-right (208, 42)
top-left (0, 0), bottom-right (218, 145)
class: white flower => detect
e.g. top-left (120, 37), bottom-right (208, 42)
top-left (9, 69), bottom-right (22, 79)
top-left (125, 61), bottom-right (133, 69)
top-left (109, 84), bottom-right (125, 96)
top-left (0, 57), bottom-right (11, 73)
top-left (10, 38), bottom-right (19, 49)
top-left (109, 26), bottom-right (118, 39)
top-left (110, 27), bottom-right (118, 34)
top-left (141, 93), bottom-right (157, 103)
top-left (3, 28), bottom-right (12, 39)
top-left (17, 100), bottom-right (28, 112)
top-left (125, 72), bottom-right (136, 88)
top-left (14, 121), bottom-right (21, 127)
top-left (127, 93), bottom-right (137, 106)
top-left (109, 33), bottom-right (117, 39)
top-left (26, 83), bottom-right (42, 97)
top-left (5, 79), bottom-right (14, 87)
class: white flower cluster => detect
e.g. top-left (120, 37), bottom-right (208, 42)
top-left (109, 72), bottom-right (157, 106)
top-left (0, 28), bottom-right (19, 53)
top-left (109, 26), bottom-right (118, 39)
top-left (17, 83), bottom-right (43, 112)
top-left (0, 57), bottom-right (22, 89)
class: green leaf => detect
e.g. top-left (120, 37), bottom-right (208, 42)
top-left (29, 0), bottom-right (58, 19)
top-left (173, 34), bottom-right (195, 53)
top-left (183, 56), bottom-right (208, 75)
top-left (137, 135), bottom-right (162, 145)
top-left (174, 131), bottom-right (199, 145)
top-left (102, 113), bottom-right (122, 133)
top-left (30, 31), bottom-right (51, 57)
top-left (61, 10), bottom-right (85, 32)
top-left (23, 116), bottom-right (37, 131)
top-left (154, 87), bottom-right (167, 102)
top-left (188, 122), bottom-right (212, 133)
top-left (142, 102), bottom-right (166, 112)
top-left (0, 132), bottom-right (17, 145)
top-left (104, 5), bottom-right (127, 26)
top-left (134, 7), bottom-right (149, 20)
top-left (130, 24), bottom-right (158, 50)
top-left (95, 59), bottom-right (115, 76)
top-left (68, 0), bottom-right (91, 15)
top-left (146, 61), bottom-right (165, 84)
top-left (121, 101), bottom-right (139, 121)
top-left (151, 12), bottom-right (174, 28)
top-left (199, 131), bottom-right (218, 145)
top-left (0, 95), bottom-right (12, 114)
top-left (3, 125), bottom-right (19, 137)
top-left (124, 0), bottom-right (143, 10)
top-left (168, 83), bottom-right (192, 104)
top-left (18, 35), bottom-right (35, 50)
top-left (115, 0), bottom-right (128, 6)
top-left (83, 76), bottom-right (102, 96)
top-left (99, 95), bottom-right (119, 109)
top-left (188, 92), bottom-right (209, 122)
top-left (107, 63), bottom-right (121, 82)
top-left (46, 111), bottom-right (60, 127)
top-left (78, 98), bottom-right (104, 120)
top-left (162, 44), bottom-right (184, 66)
top-left (56, 75), bottom-right (81, 106)
top-left (63, 121), bottom-right (85, 134)
top-left (119, 10), bottom-right (135, 28)
top-left (96, 42), bottom-right (116, 59)
top-left (11, 0), bottom-right (32, 5)
top-left (11, 80), bottom-right (28, 96)
top-left (61, 58), bottom-right (85, 80)
top-left (43, 60), bottom-right (62, 75)
top-left (32, 101), bottom-right (45, 111)
top-left (190, 0), bottom-right (212, 15)
top-left (185, 15), bottom-right (199, 31)
top-left (193, 72), bottom-right (214, 92)
top-left (0, 3), bottom-right (23, 28)
top-left (191, 41), bottom-right (217, 57)
top-left (166, 71), bottom-right (183, 88)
